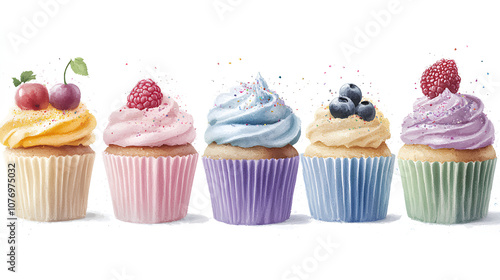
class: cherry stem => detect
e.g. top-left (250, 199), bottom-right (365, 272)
top-left (63, 60), bottom-right (71, 85)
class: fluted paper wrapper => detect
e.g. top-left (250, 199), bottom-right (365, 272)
top-left (399, 158), bottom-right (496, 224)
top-left (103, 153), bottom-right (198, 223)
top-left (301, 155), bottom-right (396, 222)
top-left (202, 156), bottom-right (299, 225)
top-left (5, 153), bottom-right (95, 222)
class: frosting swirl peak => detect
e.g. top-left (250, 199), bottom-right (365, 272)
top-left (400, 89), bottom-right (494, 150)
top-left (103, 96), bottom-right (195, 147)
top-left (204, 73), bottom-right (301, 148)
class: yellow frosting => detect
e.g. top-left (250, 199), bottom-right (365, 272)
top-left (306, 102), bottom-right (390, 149)
top-left (0, 103), bottom-right (96, 148)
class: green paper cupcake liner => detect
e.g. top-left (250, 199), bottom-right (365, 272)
top-left (398, 158), bottom-right (496, 224)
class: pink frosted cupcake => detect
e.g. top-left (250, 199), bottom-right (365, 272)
top-left (103, 79), bottom-right (198, 223)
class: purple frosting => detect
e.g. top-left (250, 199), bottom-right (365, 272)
top-left (401, 89), bottom-right (494, 150)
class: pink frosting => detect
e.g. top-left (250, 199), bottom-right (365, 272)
top-left (103, 96), bottom-right (195, 147)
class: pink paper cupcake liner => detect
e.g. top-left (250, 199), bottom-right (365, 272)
top-left (103, 152), bottom-right (198, 223)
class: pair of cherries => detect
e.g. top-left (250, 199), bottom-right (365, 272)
top-left (15, 82), bottom-right (80, 111)
top-left (14, 58), bottom-right (88, 111)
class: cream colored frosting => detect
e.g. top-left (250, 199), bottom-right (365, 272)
top-left (306, 102), bottom-right (390, 148)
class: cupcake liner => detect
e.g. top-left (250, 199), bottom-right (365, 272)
top-left (103, 153), bottom-right (198, 223)
top-left (202, 156), bottom-right (299, 225)
top-left (301, 154), bottom-right (396, 222)
top-left (5, 153), bottom-right (95, 222)
top-left (399, 158), bottom-right (497, 224)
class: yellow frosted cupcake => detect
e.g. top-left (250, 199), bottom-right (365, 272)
top-left (301, 83), bottom-right (395, 222)
top-left (1, 60), bottom-right (97, 222)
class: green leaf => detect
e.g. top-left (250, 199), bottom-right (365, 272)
top-left (20, 71), bottom-right (36, 83)
top-left (70, 57), bottom-right (88, 76)
top-left (12, 71), bottom-right (36, 87)
top-left (12, 78), bottom-right (21, 87)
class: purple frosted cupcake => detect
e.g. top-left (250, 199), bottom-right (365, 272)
top-left (399, 59), bottom-right (496, 224)
top-left (202, 73), bottom-right (301, 225)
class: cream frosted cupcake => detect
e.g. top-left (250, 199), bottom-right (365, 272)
top-left (1, 60), bottom-right (96, 222)
top-left (103, 79), bottom-right (198, 224)
top-left (302, 83), bottom-right (395, 222)
top-left (399, 59), bottom-right (496, 224)
top-left (203, 73), bottom-right (301, 225)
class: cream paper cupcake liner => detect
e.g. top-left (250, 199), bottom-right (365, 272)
top-left (5, 152), bottom-right (95, 222)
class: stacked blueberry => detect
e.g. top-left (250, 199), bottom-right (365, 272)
top-left (329, 83), bottom-right (376, 122)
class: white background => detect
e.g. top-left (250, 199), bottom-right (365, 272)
top-left (1, 0), bottom-right (500, 279)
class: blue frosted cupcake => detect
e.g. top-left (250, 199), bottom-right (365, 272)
top-left (203, 73), bottom-right (301, 225)
top-left (301, 83), bottom-right (395, 222)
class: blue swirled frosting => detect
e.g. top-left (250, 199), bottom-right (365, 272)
top-left (205, 73), bottom-right (301, 148)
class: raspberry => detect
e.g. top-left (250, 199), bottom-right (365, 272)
top-left (420, 59), bottom-right (461, 99)
top-left (127, 79), bottom-right (163, 110)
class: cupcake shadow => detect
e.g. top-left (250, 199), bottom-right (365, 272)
top-left (82, 211), bottom-right (111, 222)
top-left (369, 214), bottom-right (401, 224)
top-left (466, 212), bottom-right (500, 226)
top-left (223, 214), bottom-right (313, 226)
top-left (170, 213), bottom-right (209, 224)
top-left (277, 214), bottom-right (313, 225)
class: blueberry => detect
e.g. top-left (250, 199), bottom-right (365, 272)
top-left (329, 97), bottom-right (355, 119)
top-left (355, 101), bottom-right (376, 122)
top-left (339, 83), bottom-right (362, 106)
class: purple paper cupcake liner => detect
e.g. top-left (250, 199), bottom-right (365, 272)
top-left (202, 156), bottom-right (300, 225)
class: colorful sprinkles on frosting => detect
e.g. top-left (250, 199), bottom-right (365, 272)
top-left (210, 74), bottom-right (293, 127)
top-left (10, 103), bottom-right (91, 129)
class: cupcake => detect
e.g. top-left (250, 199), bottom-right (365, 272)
top-left (302, 83), bottom-right (395, 222)
top-left (0, 59), bottom-right (96, 222)
top-left (203, 73), bottom-right (301, 225)
top-left (399, 59), bottom-right (496, 224)
top-left (103, 79), bottom-right (198, 223)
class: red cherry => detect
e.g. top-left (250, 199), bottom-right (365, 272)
top-left (49, 83), bottom-right (81, 110)
top-left (15, 83), bottom-right (49, 110)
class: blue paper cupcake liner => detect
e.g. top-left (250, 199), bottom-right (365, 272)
top-left (301, 154), bottom-right (396, 222)
top-left (202, 156), bottom-right (300, 225)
